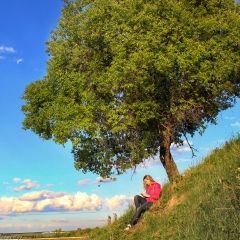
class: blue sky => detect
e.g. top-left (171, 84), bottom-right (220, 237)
top-left (0, 0), bottom-right (239, 234)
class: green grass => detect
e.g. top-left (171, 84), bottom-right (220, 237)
top-left (86, 135), bottom-right (240, 240)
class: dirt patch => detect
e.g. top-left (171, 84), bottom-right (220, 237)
top-left (164, 194), bottom-right (186, 213)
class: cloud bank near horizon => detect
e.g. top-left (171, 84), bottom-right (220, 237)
top-left (0, 190), bottom-right (132, 218)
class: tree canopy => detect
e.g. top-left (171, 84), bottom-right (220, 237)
top-left (22, 0), bottom-right (240, 181)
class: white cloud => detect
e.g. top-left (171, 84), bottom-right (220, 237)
top-left (52, 218), bottom-right (68, 223)
top-left (12, 199), bottom-right (35, 213)
top-left (13, 178), bottom-right (21, 183)
top-left (0, 196), bottom-right (35, 213)
top-left (33, 192), bottom-right (102, 212)
top-left (77, 178), bottom-right (92, 186)
top-left (225, 116), bottom-right (236, 120)
top-left (138, 157), bottom-right (161, 169)
top-left (16, 58), bottom-right (23, 64)
top-left (0, 190), bottom-right (131, 216)
top-left (14, 179), bottom-right (41, 192)
top-left (45, 191), bottom-right (67, 199)
top-left (0, 45), bottom-right (22, 64)
top-left (96, 177), bottom-right (113, 183)
top-left (71, 192), bottom-right (103, 211)
top-left (19, 190), bottom-right (66, 201)
top-left (171, 140), bottom-right (192, 156)
top-left (105, 195), bottom-right (132, 210)
top-left (19, 191), bottom-right (46, 201)
top-left (0, 46), bottom-right (16, 53)
top-left (46, 183), bottom-right (54, 188)
top-left (175, 158), bottom-right (191, 163)
top-left (77, 177), bottom-right (113, 186)
top-left (231, 122), bottom-right (240, 127)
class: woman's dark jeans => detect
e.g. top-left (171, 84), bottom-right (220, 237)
top-left (130, 195), bottom-right (153, 226)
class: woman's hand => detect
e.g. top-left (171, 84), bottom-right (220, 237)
top-left (141, 193), bottom-right (150, 198)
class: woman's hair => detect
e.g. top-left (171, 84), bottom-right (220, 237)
top-left (143, 175), bottom-right (155, 189)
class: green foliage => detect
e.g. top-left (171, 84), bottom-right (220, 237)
top-left (54, 228), bottom-right (62, 237)
top-left (21, 0), bottom-right (240, 179)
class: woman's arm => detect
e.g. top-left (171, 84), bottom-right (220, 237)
top-left (141, 193), bottom-right (150, 198)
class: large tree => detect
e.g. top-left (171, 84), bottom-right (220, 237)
top-left (22, 0), bottom-right (240, 181)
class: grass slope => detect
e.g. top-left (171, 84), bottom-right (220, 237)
top-left (87, 136), bottom-right (240, 240)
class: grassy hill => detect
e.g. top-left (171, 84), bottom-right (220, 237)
top-left (4, 136), bottom-right (239, 240)
top-left (87, 135), bottom-right (240, 239)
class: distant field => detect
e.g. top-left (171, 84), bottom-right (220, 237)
top-left (0, 237), bottom-right (88, 240)
top-left (26, 238), bottom-right (87, 240)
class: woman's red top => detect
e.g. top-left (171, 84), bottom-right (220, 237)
top-left (146, 182), bottom-right (162, 202)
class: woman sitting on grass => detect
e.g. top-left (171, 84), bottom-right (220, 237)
top-left (125, 174), bottom-right (162, 231)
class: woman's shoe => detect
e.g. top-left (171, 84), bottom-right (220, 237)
top-left (125, 224), bottom-right (131, 231)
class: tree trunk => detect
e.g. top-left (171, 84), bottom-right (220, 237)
top-left (160, 129), bottom-right (181, 182)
